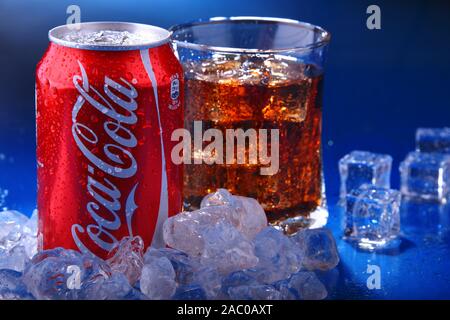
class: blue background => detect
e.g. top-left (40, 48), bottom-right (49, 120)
top-left (0, 0), bottom-right (449, 299)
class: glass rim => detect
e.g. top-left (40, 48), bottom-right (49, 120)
top-left (169, 16), bottom-right (331, 54)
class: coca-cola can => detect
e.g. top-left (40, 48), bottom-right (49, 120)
top-left (36, 22), bottom-right (184, 259)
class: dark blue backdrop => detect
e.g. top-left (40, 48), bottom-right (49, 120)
top-left (1, 0), bottom-right (449, 214)
top-left (0, 0), bottom-right (450, 299)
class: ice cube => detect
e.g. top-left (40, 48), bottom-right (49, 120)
top-left (400, 197), bottom-right (450, 234)
top-left (400, 151), bottom-right (450, 203)
top-left (201, 189), bottom-right (268, 239)
top-left (163, 205), bottom-right (233, 256)
top-left (0, 209), bottom-right (29, 227)
top-left (200, 188), bottom-right (234, 207)
top-left (272, 279), bottom-right (297, 300)
top-left (106, 236), bottom-right (144, 286)
top-left (172, 284), bottom-right (207, 300)
top-left (274, 274), bottom-right (307, 300)
top-left (288, 271), bottom-right (327, 300)
top-left (252, 227), bottom-right (302, 283)
top-left (345, 185), bottom-right (401, 250)
top-left (0, 269), bottom-right (22, 291)
top-left (0, 210), bottom-right (38, 259)
top-left (192, 267), bottom-right (222, 299)
top-left (235, 196), bottom-right (269, 237)
top-left (140, 256), bottom-right (177, 300)
top-left (144, 247), bottom-right (199, 285)
top-left (0, 269), bottom-right (33, 300)
top-left (0, 210), bottom-right (28, 246)
top-left (79, 273), bottom-right (135, 300)
top-left (0, 246), bottom-right (30, 272)
top-left (416, 128), bottom-right (450, 154)
top-left (163, 212), bottom-right (259, 275)
top-left (123, 288), bottom-right (150, 300)
top-left (23, 209), bottom-right (38, 236)
top-left (20, 234), bottom-right (37, 261)
top-left (221, 270), bottom-right (259, 295)
top-left (22, 248), bottom-right (111, 300)
top-left (22, 210), bottom-right (38, 258)
top-left (228, 284), bottom-right (281, 300)
top-left (339, 151), bottom-right (392, 204)
top-left (315, 269), bottom-right (340, 296)
top-left (291, 228), bottom-right (339, 271)
top-left (200, 222), bottom-right (258, 274)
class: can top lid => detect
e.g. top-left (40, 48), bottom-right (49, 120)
top-left (49, 21), bottom-right (170, 51)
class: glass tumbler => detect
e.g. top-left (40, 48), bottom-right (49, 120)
top-left (170, 17), bottom-right (331, 233)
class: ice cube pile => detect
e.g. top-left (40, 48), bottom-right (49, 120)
top-left (339, 151), bottom-right (399, 249)
top-left (340, 128), bottom-right (450, 250)
top-left (0, 210), bottom-right (38, 272)
top-left (0, 189), bottom-right (340, 300)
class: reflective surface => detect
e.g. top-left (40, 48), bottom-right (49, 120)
top-left (1, 0), bottom-right (450, 300)
top-left (328, 199), bottom-right (450, 299)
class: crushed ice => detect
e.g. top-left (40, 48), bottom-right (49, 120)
top-left (0, 189), bottom-right (339, 300)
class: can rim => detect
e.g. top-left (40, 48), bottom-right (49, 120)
top-left (169, 16), bottom-right (331, 54)
top-left (49, 21), bottom-right (170, 51)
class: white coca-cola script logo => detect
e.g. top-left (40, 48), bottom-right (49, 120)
top-left (70, 61), bottom-right (139, 257)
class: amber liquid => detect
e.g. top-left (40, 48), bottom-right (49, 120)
top-left (183, 56), bottom-right (324, 231)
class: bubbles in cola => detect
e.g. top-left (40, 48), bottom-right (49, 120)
top-left (183, 53), bottom-right (324, 231)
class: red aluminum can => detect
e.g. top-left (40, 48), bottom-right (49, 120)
top-left (36, 22), bottom-right (184, 259)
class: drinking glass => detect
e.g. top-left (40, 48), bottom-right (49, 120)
top-left (170, 17), bottom-right (331, 232)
